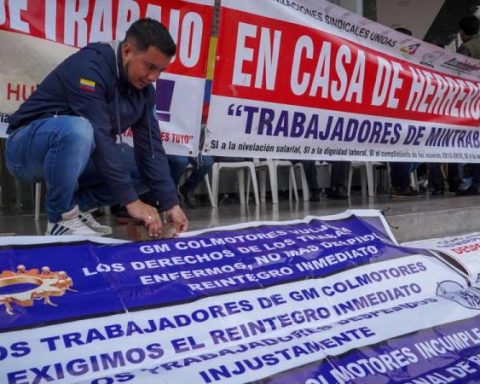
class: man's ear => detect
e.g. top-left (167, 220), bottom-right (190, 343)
top-left (122, 41), bottom-right (134, 59)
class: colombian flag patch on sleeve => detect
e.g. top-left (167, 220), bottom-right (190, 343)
top-left (79, 78), bottom-right (96, 92)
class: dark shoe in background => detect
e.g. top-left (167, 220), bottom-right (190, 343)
top-left (448, 185), bottom-right (459, 194)
top-left (326, 188), bottom-right (348, 200)
top-left (390, 187), bottom-right (425, 198)
top-left (456, 185), bottom-right (480, 196)
top-left (179, 185), bottom-right (197, 208)
top-left (309, 190), bottom-right (321, 202)
top-left (431, 189), bottom-right (444, 196)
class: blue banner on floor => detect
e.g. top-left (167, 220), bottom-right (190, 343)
top-left (1, 210), bottom-right (480, 384)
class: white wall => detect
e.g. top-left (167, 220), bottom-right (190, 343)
top-left (331, 0), bottom-right (364, 15)
top-left (376, 0), bottom-right (445, 39)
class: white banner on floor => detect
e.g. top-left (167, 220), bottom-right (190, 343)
top-left (405, 233), bottom-right (480, 285)
top-left (203, 0), bottom-right (480, 163)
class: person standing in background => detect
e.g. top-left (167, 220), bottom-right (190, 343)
top-left (390, 27), bottom-right (424, 198)
top-left (455, 15), bottom-right (480, 195)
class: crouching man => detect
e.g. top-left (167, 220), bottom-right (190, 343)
top-left (5, 18), bottom-right (188, 237)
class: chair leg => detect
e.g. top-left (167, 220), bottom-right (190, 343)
top-left (211, 164), bottom-right (220, 208)
top-left (35, 182), bottom-right (42, 221)
top-left (410, 170), bottom-right (419, 189)
top-left (268, 162), bottom-right (279, 204)
top-left (247, 164), bottom-right (260, 205)
top-left (347, 166), bottom-right (354, 197)
top-left (237, 169), bottom-right (246, 205)
top-left (15, 180), bottom-right (22, 208)
top-left (297, 165), bottom-right (310, 201)
top-left (259, 169), bottom-right (267, 202)
top-left (204, 175), bottom-right (214, 208)
top-left (289, 167), bottom-right (299, 201)
top-left (360, 167), bottom-right (367, 196)
top-left (366, 163), bottom-right (375, 196)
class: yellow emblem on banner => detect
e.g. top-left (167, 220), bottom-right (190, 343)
top-left (0, 265), bottom-right (75, 315)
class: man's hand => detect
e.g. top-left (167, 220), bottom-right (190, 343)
top-left (126, 199), bottom-right (162, 237)
top-left (165, 205), bottom-right (189, 236)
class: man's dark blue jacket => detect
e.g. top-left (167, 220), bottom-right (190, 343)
top-left (8, 42), bottom-right (178, 210)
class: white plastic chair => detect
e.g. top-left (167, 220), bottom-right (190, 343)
top-left (199, 175), bottom-right (214, 208)
top-left (183, 163), bottom-right (214, 208)
top-left (410, 168), bottom-right (419, 190)
top-left (293, 162), bottom-right (310, 201)
top-left (347, 161), bottom-right (385, 197)
top-left (11, 180), bottom-right (43, 221)
top-left (315, 161), bottom-right (332, 191)
top-left (253, 159), bottom-right (299, 204)
top-left (211, 161), bottom-right (259, 207)
top-left (1, 132), bottom-right (43, 219)
top-left (0, 176), bottom-right (42, 220)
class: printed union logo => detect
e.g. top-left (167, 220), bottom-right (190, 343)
top-left (0, 265), bottom-right (75, 315)
top-left (436, 280), bottom-right (480, 310)
top-left (420, 51), bottom-right (445, 67)
top-left (400, 43), bottom-right (420, 55)
top-left (441, 57), bottom-right (480, 74)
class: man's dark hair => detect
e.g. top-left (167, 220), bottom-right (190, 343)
top-left (395, 27), bottom-right (412, 36)
top-left (459, 15), bottom-right (480, 36)
top-left (125, 18), bottom-right (176, 57)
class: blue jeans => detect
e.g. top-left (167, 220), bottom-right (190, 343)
top-left (167, 155), bottom-right (214, 191)
top-left (5, 116), bottom-right (147, 222)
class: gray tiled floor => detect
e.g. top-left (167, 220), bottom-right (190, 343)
top-left (1, 191), bottom-right (480, 242)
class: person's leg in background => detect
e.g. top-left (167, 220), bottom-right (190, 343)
top-left (298, 160), bottom-right (320, 201)
top-left (327, 161), bottom-right (349, 200)
top-left (428, 163), bottom-right (445, 195)
top-left (98, 144), bottom-right (163, 225)
top-left (414, 163), bottom-right (427, 191)
top-left (447, 163), bottom-right (461, 193)
top-left (167, 155), bottom-right (190, 188)
top-left (457, 163), bottom-right (480, 195)
top-left (179, 155), bottom-right (214, 208)
top-left (390, 162), bottom-right (424, 198)
top-left (75, 143), bottom-right (149, 210)
top-left (75, 142), bottom-right (153, 235)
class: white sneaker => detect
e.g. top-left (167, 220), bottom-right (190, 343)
top-left (78, 211), bottom-right (113, 236)
top-left (46, 206), bottom-right (99, 236)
